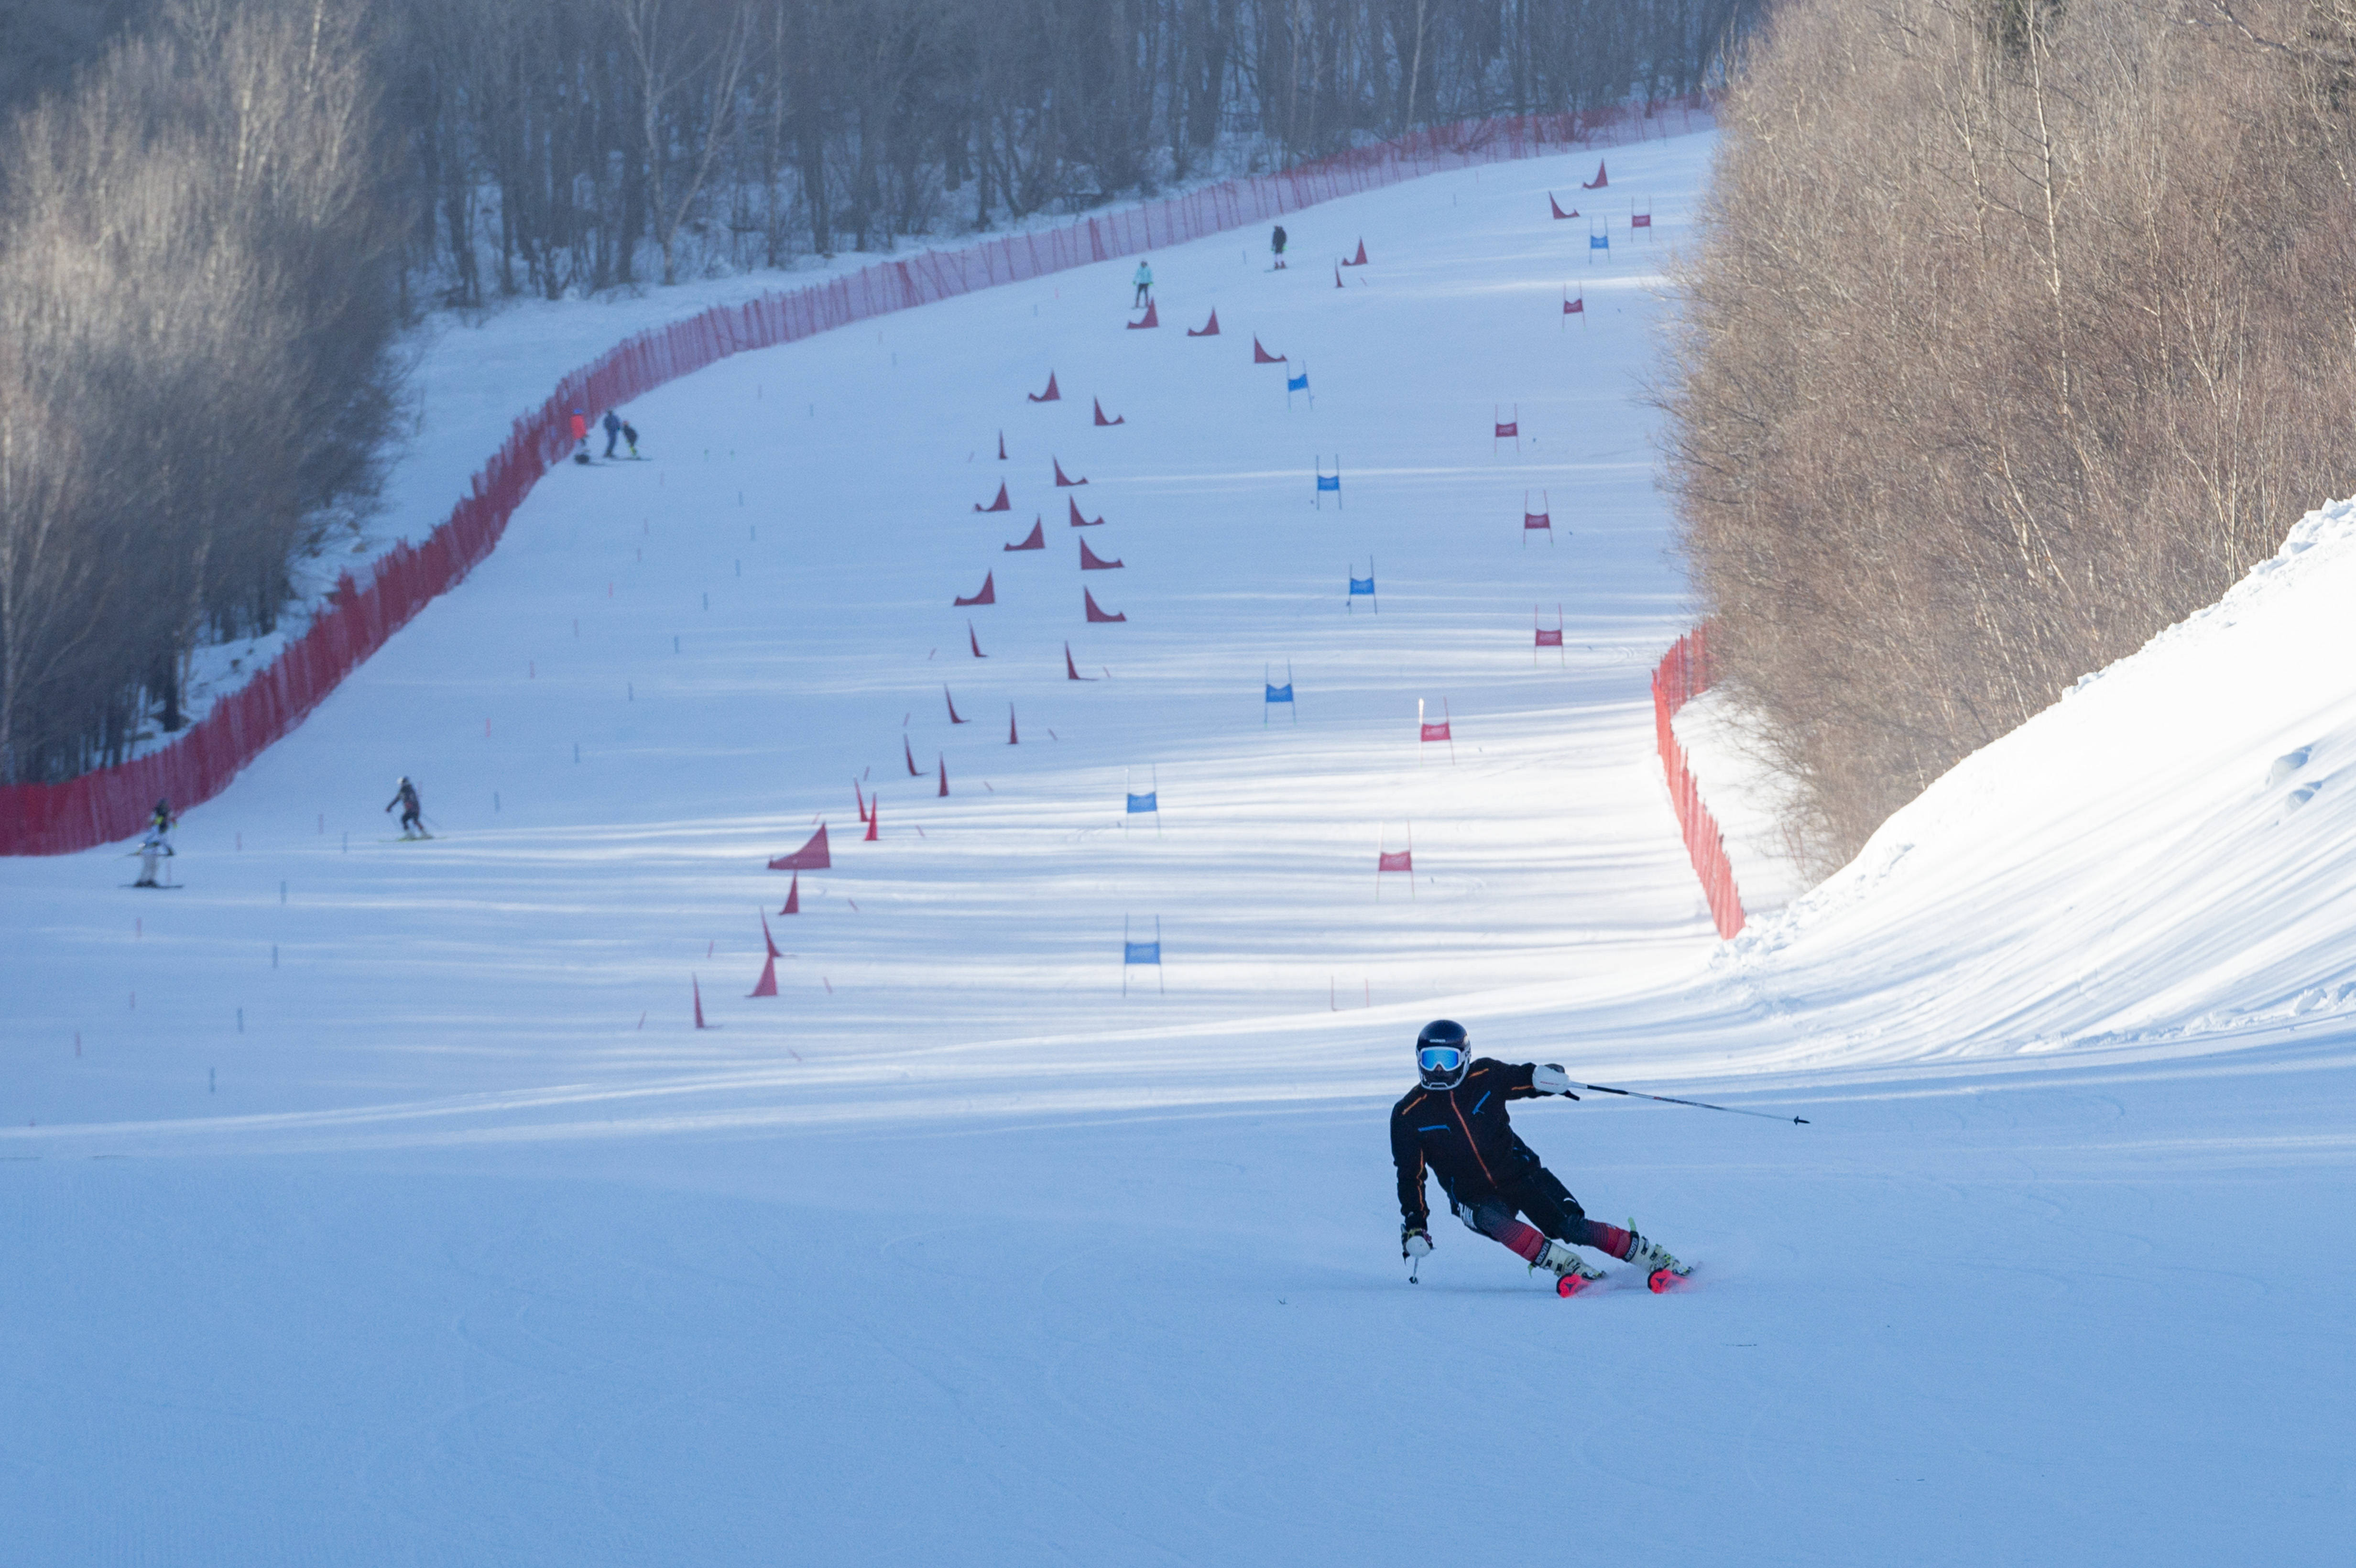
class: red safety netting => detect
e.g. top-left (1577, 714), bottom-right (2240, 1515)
top-left (1652, 623), bottom-right (1746, 939)
top-left (1, 94), bottom-right (1706, 855)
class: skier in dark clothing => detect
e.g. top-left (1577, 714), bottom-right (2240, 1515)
top-left (1392, 1019), bottom-right (1689, 1295)
top-left (385, 776), bottom-right (425, 838)
top-left (602, 410), bottom-right (622, 457)
top-left (1271, 224), bottom-right (1288, 269)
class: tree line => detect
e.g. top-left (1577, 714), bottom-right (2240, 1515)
top-left (1663, 0), bottom-right (2356, 872)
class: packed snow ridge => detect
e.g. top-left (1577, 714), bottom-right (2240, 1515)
top-left (1723, 496), bottom-right (2356, 1062)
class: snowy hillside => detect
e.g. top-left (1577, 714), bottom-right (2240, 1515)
top-left (2, 131), bottom-right (2348, 1566)
top-left (1724, 497), bottom-right (2356, 1062)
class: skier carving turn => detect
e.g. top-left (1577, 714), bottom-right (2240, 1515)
top-left (385, 776), bottom-right (427, 839)
top-left (1393, 1020), bottom-right (1691, 1295)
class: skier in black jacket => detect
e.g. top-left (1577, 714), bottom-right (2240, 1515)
top-left (1392, 1019), bottom-right (1690, 1295)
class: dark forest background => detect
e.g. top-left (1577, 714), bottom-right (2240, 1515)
top-left (0, 0), bottom-right (1747, 787)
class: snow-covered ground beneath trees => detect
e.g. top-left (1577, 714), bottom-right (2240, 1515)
top-left (3, 131), bottom-right (2349, 1564)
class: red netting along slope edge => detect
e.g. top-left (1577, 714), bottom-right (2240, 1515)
top-left (0, 96), bottom-right (1708, 855)
top-left (1652, 623), bottom-right (1746, 940)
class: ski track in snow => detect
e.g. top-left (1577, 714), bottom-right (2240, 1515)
top-left (3, 133), bottom-right (2350, 1564)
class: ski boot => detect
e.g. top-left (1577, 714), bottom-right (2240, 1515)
top-left (1625, 1223), bottom-right (1691, 1293)
top-left (1535, 1239), bottom-right (1607, 1298)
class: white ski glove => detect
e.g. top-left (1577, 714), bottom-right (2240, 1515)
top-left (1532, 1063), bottom-right (1577, 1097)
top-left (1402, 1227), bottom-right (1433, 1260)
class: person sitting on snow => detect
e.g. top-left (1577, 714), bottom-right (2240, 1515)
top-left (1393, 1019), bottom-right (1689, 1295)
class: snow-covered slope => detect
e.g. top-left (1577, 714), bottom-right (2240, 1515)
top-left (1728, 499), bottom-right (2356, 1061)
top-left (1, 131), bottom-right (2349, 1566)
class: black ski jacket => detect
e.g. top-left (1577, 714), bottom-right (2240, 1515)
top-left (1392, 1058), bottom-right (1550, 1228)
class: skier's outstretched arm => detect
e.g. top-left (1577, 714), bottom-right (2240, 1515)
top-left (1503, 1061), bottom-right (1580, 1101)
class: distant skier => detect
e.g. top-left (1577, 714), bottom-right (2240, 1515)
top-left (1133, 260), bottom-right (1154, 307)
top-left (622, 419), bottom-right (640, 457)
top-left (1393, 1020), bottom-right (1690, 1296)
top-left (1271, 224), bottom-right (1287, 270)
top-left (385, 776), bottom-right (426, 839)
top-left (569, 408), bottom-right (589, 463)
top-left (602, 409), bottom-right (622, 458)
top-left (133, 798), bottom-right (175, 887)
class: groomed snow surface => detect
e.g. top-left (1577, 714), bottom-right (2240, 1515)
top-left (4, 134), bottom-right (2350, 1563)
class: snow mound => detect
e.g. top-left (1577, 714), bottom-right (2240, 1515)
top-left (1728, 497), bottom-right (2356, 1059)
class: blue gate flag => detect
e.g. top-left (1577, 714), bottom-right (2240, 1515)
top-left (1349, 575), bottom-right (1374, 596)
top-left (1317, 473), bottom-right (1341, 492)
top-left (1265, 682), bottom-right (1294, 703)
top-left (1590, 231), bottom-right (1609, 251)
top-left (1287, 371), bottom-right (1308, 392)
top-left (1124, 940), bottom-right (1161, 965)
top-left (1126, 791), bottom-right (1158, 814)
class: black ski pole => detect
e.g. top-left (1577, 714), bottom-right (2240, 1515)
top-left (1574, 1081), bottom-right (1808, 1124)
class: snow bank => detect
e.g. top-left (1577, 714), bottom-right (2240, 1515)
top-left (1729, 498), bottom-right (2356, 1059)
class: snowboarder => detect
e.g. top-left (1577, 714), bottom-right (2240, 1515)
top-left (133, 798), bottom-right (175, 887)
top-left (385, 776), bottom-right (425, 839)
top-left (1271, 224), bottom-right (1287, 269)
top-left (602, 409), bottom-right (622, 458)
top-left (622, 419), bottom-right (640, 457)
top-left (1393, 1020), bottom-right (1690, 1295)
top-left (1133, 260), bottom-right (1154, 307)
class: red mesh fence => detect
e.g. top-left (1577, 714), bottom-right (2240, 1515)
top-left (1, 95), bottom-right (1706, 856)
top-left (1652, 622), bottom-right (1746, 939)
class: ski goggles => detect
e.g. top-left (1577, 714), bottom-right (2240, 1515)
top-left (1417, 1045), bottom-right (1465, 1075)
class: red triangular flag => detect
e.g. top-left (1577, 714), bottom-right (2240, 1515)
top-left (1069, 498), bottom-right (1102, 528)
top-left (1253, 337), bottom-right (1286, 364)
top-left (954, 571), bottom-right (996, 607)
top-left (1054, 457), bottom-right (1088, 487)
top-left (969, 621), bottom-right (986, 658)
top-left (865, 796), bottom-right (879, 841)
top-left (1582, 160), bottom-right (1607, 190)
top-left (905, 737), bottom-right (919, 776)
top-left (1126, 300), bottom-right (1160, 329)
top-left (1549, 193), bottom-right (1575, 220)
top-left (748, 954), bottom-right (778, 997)
top-left (946, 686), bottom-right (967, 724)
top-left (938, 756), bottom-right (949, 796)
top-left (1092, 398), bottom-right (1125, 426)
top-left (1084, 588), bottom-right (1126, 623)
top-left (1187, 308), bottom-right (1221, 337)
top-left (781, 871), bottom-right (800, 915)
top-left (769, 824), bottom-right (829, 871)
top-left (1004, 517), bottom-right (1045, 551)
top-left (973, 482), bottom-right (1010, 513)
top-left (1334, 263), bottom-right (1343, 289)
top-left (1346, 239), bottom-right (1368, 264)
top-left (762, 912), bottom-right (782, 958)
top-left (997, 431), bottom-right (1007, 460)
top-left (1028, 371), bottom-right (1061, 402)
top-left (1065, 641), bottom-right (1092, 681)
top-left (1080, 537), bottom-right (1123, 570)
top-left (693, 976), bottom-right (707, 1028)
top-left (1008, 705), bottom-right (1020, 745)
top-left (856, 780), bottom-right (869, 822)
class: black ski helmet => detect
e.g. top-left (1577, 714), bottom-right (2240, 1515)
top-left (1416, 1019), bottom-right (1471, 1090)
